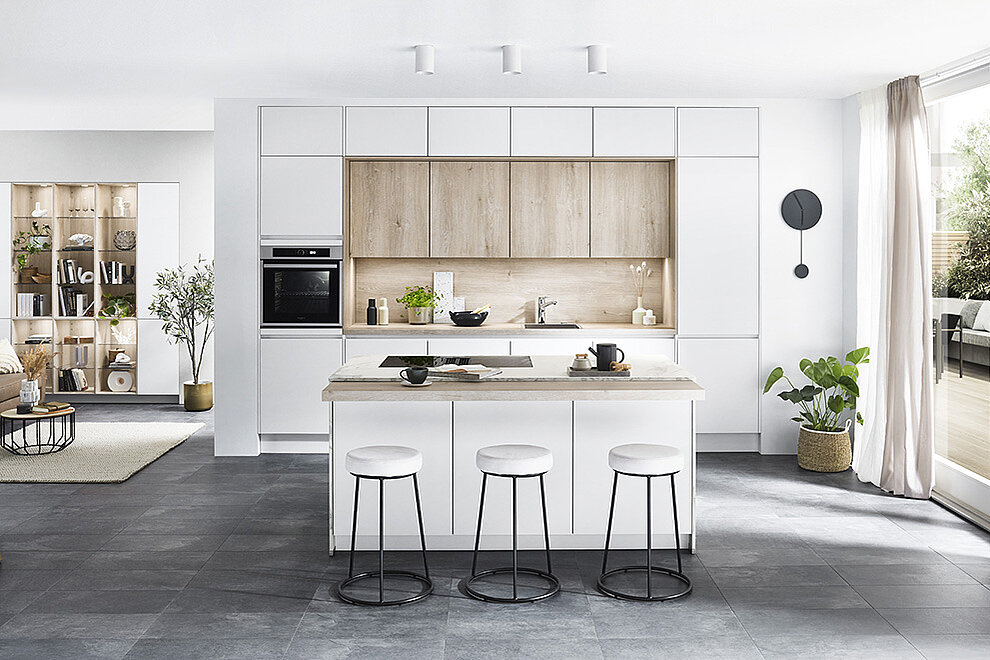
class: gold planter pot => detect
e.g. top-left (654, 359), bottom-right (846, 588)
top-left (797, 423), bottom-right (852, 472)
top-left (184, 381), bottom-right (213, 412)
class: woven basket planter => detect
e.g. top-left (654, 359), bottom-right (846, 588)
top-left (797, 422), bottom-right (852, 472)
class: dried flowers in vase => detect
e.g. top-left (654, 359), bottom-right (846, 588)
top-left (628, 261), bottom-right (653, 324)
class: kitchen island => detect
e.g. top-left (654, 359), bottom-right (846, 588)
top-left (322, 354), bottom-right (704, 554)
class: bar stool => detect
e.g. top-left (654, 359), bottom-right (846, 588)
top-left (335, 445), bottom-right (433, 606)
top-left (598, 443), bottom-right (692, 602)
top-left (465, 444), bottom-right (560, 603)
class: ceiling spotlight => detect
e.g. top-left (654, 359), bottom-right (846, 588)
top-left (415, 45), bottom-right (435, 75)
top-left (587, 45), bottom-right (607, 75)
top-left (502, 45), bottom-right (522, 75)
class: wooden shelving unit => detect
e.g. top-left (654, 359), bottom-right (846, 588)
top-left (10, 183), bottom-right (139, 395)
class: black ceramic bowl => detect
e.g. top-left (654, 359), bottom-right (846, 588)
top-left (449, 311), bottom-right (489, 327)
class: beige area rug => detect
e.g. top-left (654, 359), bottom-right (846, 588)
top-left (0, 422), bottom-right (204, 483)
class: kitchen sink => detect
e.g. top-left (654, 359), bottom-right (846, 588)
top-left (523, 323), bottom-right (581, 329)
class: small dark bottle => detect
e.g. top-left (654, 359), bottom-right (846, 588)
top-left (366, 298), bottom-right (378, 325)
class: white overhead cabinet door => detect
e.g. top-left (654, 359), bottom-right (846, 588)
top-left (677, 107), bottom-right (759, 157)
top-left (677, 337), bottom-right (760, 434)
top-left (345, 106), bottom-right (428, 156)
top-left (677, 158), bottom-right (759, 336)
top-left (428, 107), bottom-right (510, 156)
top-left (510, 107), bottom-right (593, 156)
top-left (260, 337), bottom-right (342, 434)
top-left (593, 108), bottom-right (675, 157)
top-left (136, 183), bottom-right (179, 318)
top-left (137, 319), bottom-right (179, 395)
top-left (261, 106), bottom-right (342, 156)
top-left (260, 157), bottom-right (342, 237)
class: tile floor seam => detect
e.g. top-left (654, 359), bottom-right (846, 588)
top-left (700, 554), bottom-right (767, 658)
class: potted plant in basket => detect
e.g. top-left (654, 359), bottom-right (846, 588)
top-left (396, 285), bottom-right (440, 325)
top-left (763, 347), bottom-right (870, 472)
top-left (12, 220), bottom-right (51, 283)
top-left (148, 258), bottom-right (215, 411)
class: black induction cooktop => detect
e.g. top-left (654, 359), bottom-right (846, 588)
top-left (379, 356), bottom-right (533, 368)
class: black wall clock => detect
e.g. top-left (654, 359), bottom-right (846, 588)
top-left (781, 189), bottom-right (822, 279)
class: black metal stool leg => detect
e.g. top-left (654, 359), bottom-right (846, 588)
top-left (671, 474), bottom-right (682, 574)
top-left (601, 471), bottom-right (618, 575)
top-left (646, 475), bottom-right (653, 600)
top-left (412, 473), bottom-right (430, 580)
top-left (348, 476), bottom-right (360, 578)
top-left (378, 478), bottom-right (385, 604)
top-left (471, 473), bottom-right (488, 577)
top-left (511, 476), bottom-right (518, 601)
top-left (539, 474), bottom-right (552, 574)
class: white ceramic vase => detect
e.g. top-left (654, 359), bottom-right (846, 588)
top-left (632, 296), bottom-right (647, 325)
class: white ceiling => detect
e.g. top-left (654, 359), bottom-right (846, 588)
top-left (1, 0), bottom-right (988, 129)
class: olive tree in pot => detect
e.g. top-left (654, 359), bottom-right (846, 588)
top-left (149, 258), bottom-right (215, 411)
top-left (763, 347), bottom-right (870, 472)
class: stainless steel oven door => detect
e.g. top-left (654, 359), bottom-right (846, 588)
top-left (261, 261), bottom-right (341, 326)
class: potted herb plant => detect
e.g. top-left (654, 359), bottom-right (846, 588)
top-left (148, 259), bottom-right (214, 411)
top-left (12, 220), bottom-right (51, 283)
top-left (763, 347), bottom-right (870, 472)
top-left (396, 285), bottom-right (440, 325)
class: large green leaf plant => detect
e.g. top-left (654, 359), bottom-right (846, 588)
top-left (148, 258), bottom-right (214, 384)
top-left (763, 348), bottom-right (870, 432)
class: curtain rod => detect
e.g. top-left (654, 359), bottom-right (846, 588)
top-left (920, 49), bottom-right (990, 87)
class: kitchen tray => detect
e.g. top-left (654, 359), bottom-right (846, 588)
top-left (567, 367), bottom-right (630, 377)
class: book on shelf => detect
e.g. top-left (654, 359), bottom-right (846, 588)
top-left (26, 334), bottom-right (53, 344)
top-left (58, 285), bottom-right (83, 316)
top-left (58, 368), bottom-right (89, 392)
top-left (57, 258), bottom-right (79, 285)
top-left (16, 292), bottom-right (49, 317)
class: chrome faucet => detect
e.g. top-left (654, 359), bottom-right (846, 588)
top-left (537, 296), bottom-right (558, 324)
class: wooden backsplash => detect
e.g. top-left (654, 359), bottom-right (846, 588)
top-left (352, 258), bottom-right (672, 325)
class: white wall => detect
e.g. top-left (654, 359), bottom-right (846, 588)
top-left (0, 130), bottom-right (215, 383)
top-left (758, 100), bottom-right (846, 454)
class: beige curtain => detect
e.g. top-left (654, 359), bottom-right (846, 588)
top-left (881, 76), bottom-right (934, 498)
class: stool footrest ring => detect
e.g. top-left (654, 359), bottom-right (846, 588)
top-left (464, 567), bottom-right (560, 603)
top-left (597, 565), bottom-right (692, 602)
top-left (335, 570), bottom-right (433, 606)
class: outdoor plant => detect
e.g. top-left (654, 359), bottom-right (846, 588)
top-left (98, 293), bottom-right (136, 325)
top-left (763, 348), bottom-right (870, 432)
top-left (396, 285), bottom-right (440, 309)
top-left (12, 220), bottom-right (51, 271)
top-left (148, 258), bottom-right (214, 385)
top-left (946, 216), bottom-right (990, 299)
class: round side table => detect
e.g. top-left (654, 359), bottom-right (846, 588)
top-left (0, 407), bottom-right (76, 455)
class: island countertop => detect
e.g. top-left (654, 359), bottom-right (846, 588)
top-left (322, 354), bottom-right (705, 402)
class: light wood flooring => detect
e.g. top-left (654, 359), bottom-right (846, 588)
top-left (934, 360), bottom-right (990, 480)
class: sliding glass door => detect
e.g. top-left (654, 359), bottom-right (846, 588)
top-left (928, 83), bottom-right (990, 527)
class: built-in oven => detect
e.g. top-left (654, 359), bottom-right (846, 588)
top-left (261, 246), bottom-right (342, 327)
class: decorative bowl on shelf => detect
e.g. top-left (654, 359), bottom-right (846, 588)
top-left (449, 311), bottom-right (488, 327)
top-left (113, 230), bottom-right (136, 251)
top-left (31, 274), bottom-right (52, 284)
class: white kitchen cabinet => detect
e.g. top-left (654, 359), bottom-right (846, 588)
top-left (677, 158), bottom-right (759, 336)
top-left (260, 336), bottom-right (342, 434)
top-left (677, 107), bottom-right (759, 157)
top-left (428, 107), bottom-right (510, 156)
top-left (137, 319), bottom-right (179, 395)
top-left (593, 108), bottom-right (675, 157)
top-left (427, 338), bottom-right (510, 356)
top-left (573, 401), bottom-right (692, 539)
top-left (510, 107), bottom-right (593, 156)
top-left (677, 337), bottom-right (759, 434)
top-left (344, 337), bottom-right (428, 361)
top-left (333, 401), bottom-right (452, 544)
top-left (452, 401), bottom-right (572, 538)
top-left (345, 106), bottom-right (428, 156)
top-left (260, 157), bottom-right (342, 237)
top-left (261, 106), bottom-right (343, 156)
top-left (136, 183), bottom-right (179, 317)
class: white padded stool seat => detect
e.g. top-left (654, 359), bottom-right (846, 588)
top-left (346, 445), bottom-right (423, 478)
top-left (609, 443), bottom-right (683, 476)
top-left (476, 444), bottom-right (553, 476)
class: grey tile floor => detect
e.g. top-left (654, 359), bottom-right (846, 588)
top-left (0, 403), bottom-right (988, 659)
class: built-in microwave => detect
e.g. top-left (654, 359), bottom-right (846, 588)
top-left (261, 246), bottom-right (343, 327)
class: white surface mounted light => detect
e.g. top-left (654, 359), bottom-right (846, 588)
top-left (587, 45), bottom-right (607, 74)
top-left (502, 45), bottom-right (522, 75)
top-left (415, 44), bottom-right (435, 75)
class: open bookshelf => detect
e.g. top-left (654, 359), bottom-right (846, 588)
top-left (10, 183), bottom-right (139, 395)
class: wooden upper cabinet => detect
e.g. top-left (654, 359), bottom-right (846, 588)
top-left (430, 162), bottom-right (509, 257)
top-left (510, 162), bottom-right (590, 258)
top-left (591, 161), bottom-right (670, 258)
top-left (349, 161), bottom-right (429, 257)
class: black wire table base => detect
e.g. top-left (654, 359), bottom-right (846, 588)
top-left (464, 567), bottom-right (561, 604)
top-left (0, 411), bottom-right (76, 455)
top-left (335, 570), bottom-right (434, 607)
top-left (597, 566), bottom-right (693, 602)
